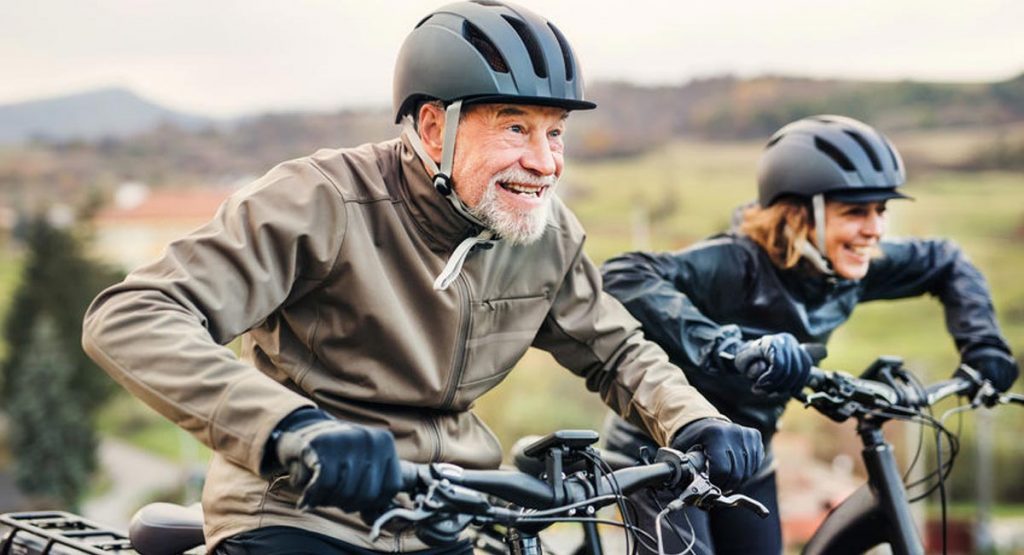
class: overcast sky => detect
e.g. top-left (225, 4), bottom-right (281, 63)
top-left (3, 0), bottom-right (1022, 117)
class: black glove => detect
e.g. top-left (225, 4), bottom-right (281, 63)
top-left (961, 347), bottom-right (1019, 393)
top-left (731, 333), bottom-right (812, 396)
top-left (670, 418), bottom-right (764, 492)
top-left (265, 407), bottom-right (402, 513)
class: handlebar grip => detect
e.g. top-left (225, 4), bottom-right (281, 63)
top-left (805, 367), bottom-right (828, 390)
top-left (399, 461), bottom-right (421, 491)
top-left (685, 450), bottom-right (707, 474)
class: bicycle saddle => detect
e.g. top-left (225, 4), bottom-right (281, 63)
top-left (128, 502), bottom-right (205, 555)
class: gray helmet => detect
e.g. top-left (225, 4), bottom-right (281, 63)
top-left (756, 115), bottom-right (908, 207)
top-left (392, 0), bottom-right (596, 123)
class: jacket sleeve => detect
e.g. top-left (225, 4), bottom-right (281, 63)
top-left (861, 238), bottom-right (1012, 356)
top-left (81, 159), bottom-right (345, 475)
top-left (600, 242), bottom-right (752, 373)
top-left (532, 243), bottom-right (724, 447)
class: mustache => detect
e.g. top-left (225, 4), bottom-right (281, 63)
top-left (489, 167), bottom-right (558, 188)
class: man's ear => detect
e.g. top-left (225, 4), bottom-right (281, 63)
top-left (417, 103), bottom-right (445, 164)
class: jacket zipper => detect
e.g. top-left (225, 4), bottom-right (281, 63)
top-left (441, 272), bottom-right (472, 410)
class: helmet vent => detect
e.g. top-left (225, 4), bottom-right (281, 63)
top-left (464, 21), bottom-right (510, 73)
top-left (843, 130), bottom-right (882, 171)
top-left (548, 23), bottom-right (575, 81)
top-left (885, 142), bottom-right (900, 172)
top-left (502, 15), bottom-right (548, 79)
top-left (765, 134), bottom-right (784, 148)
top-left (814, 137), bottom-right (856, 171)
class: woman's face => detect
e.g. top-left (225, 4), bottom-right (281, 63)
top-left (820, 200), bottom-right (888, 280)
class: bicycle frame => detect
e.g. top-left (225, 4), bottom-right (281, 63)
top-left (803, 422), bottom-right (923, 555)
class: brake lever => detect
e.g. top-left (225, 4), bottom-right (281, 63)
top-left (672, 472), bottom-right (770, 519)
top-left (369, 505), bottom-right (436, 541)
top-left (714, 493), bottom-right (770, 519)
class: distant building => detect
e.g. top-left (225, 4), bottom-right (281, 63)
top-left (92, 184), bottom-right (233, 270)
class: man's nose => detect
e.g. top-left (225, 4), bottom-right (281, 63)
top-left (520, 133), bottom-right (558, 176)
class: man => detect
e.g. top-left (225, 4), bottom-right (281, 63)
top-left (82, 2), bottom-right (763, 553)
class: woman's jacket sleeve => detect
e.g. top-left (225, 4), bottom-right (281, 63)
top-left (861, 238), bottom-right (1012, 356)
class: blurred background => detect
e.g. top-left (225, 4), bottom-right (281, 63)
top-left (1, 0), bottom-right (1022, 553)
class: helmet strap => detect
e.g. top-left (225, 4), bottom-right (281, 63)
top-left (401, 102), bottom-right (498, 291)
top-left (401, 100), bottom-right (488, 230)
top-left (794, 193), bottom-right (835, 276)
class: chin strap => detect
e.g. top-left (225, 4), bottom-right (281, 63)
top-left (401, 101), bottom-right (488, 230)
top-left (401, 101), bottom-right (498, 290)
top-left (787, 193), bottom-right (835, 276)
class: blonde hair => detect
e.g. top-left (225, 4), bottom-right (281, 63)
top-left (739, 198), bottom-right (813, 270)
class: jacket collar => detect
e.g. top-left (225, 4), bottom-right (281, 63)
top-left (397, 134), bottom-right (479, 253)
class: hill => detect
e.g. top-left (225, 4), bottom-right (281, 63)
top-left (0, 88), bottom-right (212, 144)
top-left (573, 72), bottom-right (1024, 157)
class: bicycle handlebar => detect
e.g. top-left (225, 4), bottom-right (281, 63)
top-left (803, 359), bottom-right (1023, 423)
top-left (371, 447), bottom-right (768, 545)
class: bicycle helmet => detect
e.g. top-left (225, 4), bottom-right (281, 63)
top-left (755, 115), bottom-right (910, 276)
top-left (393, 0), bottom-right (595, 123)
top-left (756, 115), bottom-right (908, 208)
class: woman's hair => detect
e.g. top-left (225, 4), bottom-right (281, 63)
top-left (739, 197), bottom-right (813, 270)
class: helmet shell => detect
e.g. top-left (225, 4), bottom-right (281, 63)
top-left (392, 1), bottom-right (595, 123)
top-left (756, 115), bottom-right (908, 206)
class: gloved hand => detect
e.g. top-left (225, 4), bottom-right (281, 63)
top-left (265, 407), bottom-right (402, 513)
top-left (961, 347), bottom-right (1019, 393)
top-left (670, 418), bottom-right (764, 492)
top-left (731, 333), bottom-right (813, 396)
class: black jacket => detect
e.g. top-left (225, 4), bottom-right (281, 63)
top-left (601, 232), bottom-right (1012, 441)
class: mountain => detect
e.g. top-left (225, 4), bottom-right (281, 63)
top-left (0, 88), bottom-right (213, 144)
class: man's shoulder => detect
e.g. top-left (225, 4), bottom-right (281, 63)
top-left (300, 138), bottom-right (404, 201)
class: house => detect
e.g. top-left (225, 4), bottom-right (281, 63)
top-left (91, 183), bottom-right (234, 270)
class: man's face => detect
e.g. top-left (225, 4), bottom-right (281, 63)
top-left (450, 103), bottom-right (568, 245)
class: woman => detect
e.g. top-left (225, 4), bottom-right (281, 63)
top-left (601, 115), bottom-right (1018, 554)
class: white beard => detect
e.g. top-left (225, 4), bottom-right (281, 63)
top-left (471, 167), bottom-right (557, 246)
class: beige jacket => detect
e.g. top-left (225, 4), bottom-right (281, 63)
top-left (82, 136), bottom-right (722, 551)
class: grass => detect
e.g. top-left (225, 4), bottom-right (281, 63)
top-left (95, 392), bottom-right (211, 464)
top-left (0, 249), bottom-right (23, 363)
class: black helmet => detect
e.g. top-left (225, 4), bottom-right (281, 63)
top-left (756, 115), bottom-right (908, 207)
top-left (392, 0), bottom-right (596, 123)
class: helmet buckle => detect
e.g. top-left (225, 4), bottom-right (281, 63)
top-left (434, 174), bottom-right (453, 196)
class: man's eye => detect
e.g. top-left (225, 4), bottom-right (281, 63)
top-left (548, 129), bottom-right (563, 138)
top-left (508, 125), bottom-right (525, 134)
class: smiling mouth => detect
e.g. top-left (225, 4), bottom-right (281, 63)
top-left (843, 244), bottom-right (873, 258)
top-left (499, 181), bottom-right (547, 198)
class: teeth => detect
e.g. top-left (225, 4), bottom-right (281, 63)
top-left (502, 182), bottom-right (543, 196)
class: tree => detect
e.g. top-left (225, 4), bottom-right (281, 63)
top-left (6, 317), bottom-right (94, 508)
top-left (0, 216), bottom-right (122, 507)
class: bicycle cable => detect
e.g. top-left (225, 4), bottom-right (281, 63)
top-left (649, 488), bottom-right (697, 555)
top-left (582, 448), bottom-right (636, 554)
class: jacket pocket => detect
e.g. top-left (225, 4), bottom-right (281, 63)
top-left (456, 290), bottom-right (553, 403)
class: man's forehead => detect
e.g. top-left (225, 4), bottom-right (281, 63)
top-left (473, 103), bottom-right (569, 120)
